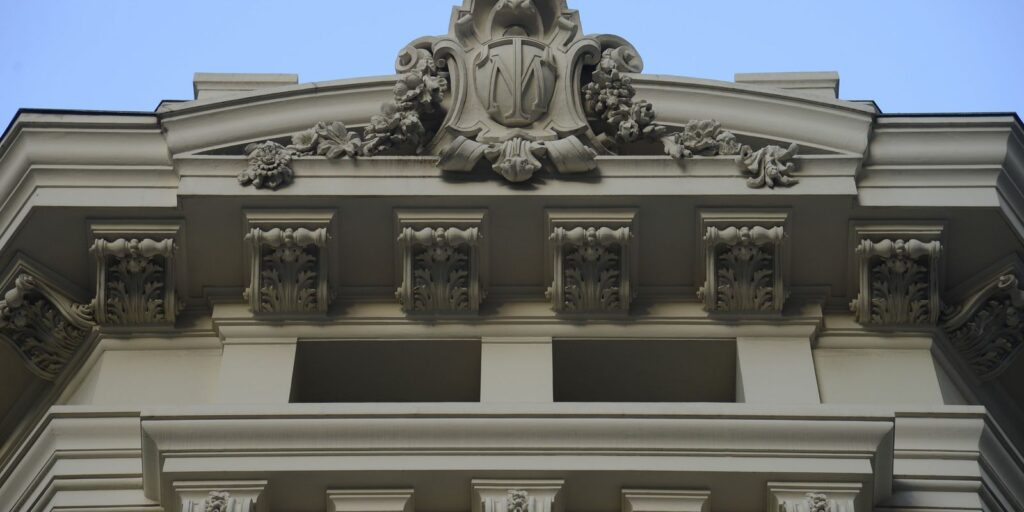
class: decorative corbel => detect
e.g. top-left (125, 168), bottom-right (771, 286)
top-left (176, 481), bottom-right (267, 512)
top-left (472, 480), bottom-right (564, 512)
top-left (243, 211), bottom-right (334, 315)
top-left (90, 238), bottom-right (178, 325)
top-left (0, 272), bottom-right (95, 380)
top-left (394, 210), bottom-right (487, 315)
top-left (767, 482), bottom-right (861, 512)
top-left (699, 226), bottom-right (786, 313)
top-left (850, 238), bottom-right (942, 326)
top-left (941, 273), bottom-right (1024, 380)
top-left (697, 211), bottom-right (789, 314)
top-left (545, 210), bottom-right (637, 315)
top-left (622, 489), bottom-right (710, 512)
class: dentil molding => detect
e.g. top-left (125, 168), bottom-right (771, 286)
top-left (243, 210), bottom-right (334, 315)
top-left (394, 210), bottom-right (487, 315)
top-left (697, 210), bottom-right (789, 314)
top-left (545, 210), bottom-right (637, 314)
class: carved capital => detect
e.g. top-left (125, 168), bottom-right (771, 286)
top-left (942, 273), bottom-right (1024, 380)
top-left (90, 238), bottom-right (178, 326)
top-left (767, 482), bottom-right (861, 512)
top-left (545, 210), bottom-right (637, 315)
top-left (175, 481), bottom-right (267, 512)
top-left (850, 238), bottom-right (942, 326)
top-left (244, 211), bottom-right (334, 315)
top-left (472, 480), bottom-right (564, 512)
top-left (0, 268), bottom-right (95, 380)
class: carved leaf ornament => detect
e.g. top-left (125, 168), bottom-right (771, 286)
top-left (238, 0), bottom-right (800, 188)
top-left (942, 274), bottom-right (1024, 380)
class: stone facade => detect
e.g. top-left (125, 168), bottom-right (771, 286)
top-left (0, 1), bottom-right (1023, 511)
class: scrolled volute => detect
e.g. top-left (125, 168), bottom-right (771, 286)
top-left (0, 274), bottom-right (95, 380)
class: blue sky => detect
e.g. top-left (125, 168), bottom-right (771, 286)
top-left (1, 0), bottom-right (1022, 129)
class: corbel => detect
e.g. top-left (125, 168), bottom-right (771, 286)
top-left (697, 210), bottom-right (789, 314)
top-left (472, 480), bottom-right (564, 512)
top-left (394, 210), bottom-right (488, 314)
top-left (767, 482), bottom-right (862, 512)
top-left (622, 489), bottom-right (710, 512)
top-left (848, 222), bottom-right (944, 326)
top-left (328, 489), bottom-right (415, 512)
top-left (941, 256), bottom-right (1024, 380)
top-left (545, 209), bottom-right (638, 314)
top-left (88, 221), bottom-right (184, 326)
top-left (175, 480), bottom-right (268, 512)
top-left (243, 210), bottom-right (335, 315)
top-left (0, 256), bottom-right (95, 380)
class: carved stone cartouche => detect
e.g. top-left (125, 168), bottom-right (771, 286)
top-left (547, 226), bottom-right (632, 314)
top-left (850, 238), bottom-right (941, 326)
top-left (698, 225), bottom-right (786, 313)
top-left (0, 274), bottom-right (95, 380)
top-left (91, 238), bottom-right (178, 326)
top-left (396, 226), bottom-right (483, 314)
top-left (244, 227), bottom-right (330, 314)
top-left (942, 273), bottom-right (1024, 380)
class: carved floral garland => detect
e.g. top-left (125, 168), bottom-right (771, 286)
top-left (239, 3), bottom-right (800, 189)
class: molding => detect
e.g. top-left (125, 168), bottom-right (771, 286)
top-left (621, 489), bottom-right (710, 512)
top-left (243, 210), bottom-right (335, 316)
top-left (327, 489), bottom-right (415, 512)
top-left (767, 482), bottom-right (862, 512)
top-left (472, 480), bottom-right (564, 512)
top-left (848, 222), bottom-right (944, 327)
top-left (174, 480), bottom-right (267, 512)
top-left (544, 209), bottom-right (638, 315)
top-left (697, 210), bottom-right (789, 314)
top-left (394, 210), bottom-right (488, 315)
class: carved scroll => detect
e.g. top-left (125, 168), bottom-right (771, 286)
top-left (396, 227), bottom-right (483, 314)
top-left (244, 227), bottom-right (330, 314)
top-left (91, 238), bottom-right (178, 326)
top-left (699, 226), bottom-right (786, 313)
top-left (0, 274), bottom-right (95, 380)
top-left (547, 226), bottom-right (633, 314)
top-left (850, 238), bottom-right (942, 326)
top-left (942, 274), bottom-right (1024, 380)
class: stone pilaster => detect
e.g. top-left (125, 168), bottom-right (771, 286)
top-left (175, 480), bottom-right (267, 512)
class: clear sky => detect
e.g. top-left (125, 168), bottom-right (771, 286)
top-left (1, 0), bottom-right (1022, 130)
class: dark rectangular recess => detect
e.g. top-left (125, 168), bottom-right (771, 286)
top-left (291, 339), bottom-right (481, 403)
top-left (553, 339), bottom-right (736, 402)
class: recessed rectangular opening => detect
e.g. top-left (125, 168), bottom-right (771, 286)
top-left (553, 339), bottom-right (736, 402)
top-left (291, 340), bottom-right (481, 403)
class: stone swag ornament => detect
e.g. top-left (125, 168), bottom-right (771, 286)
top-left (239, 0), bottom-right (801, 188)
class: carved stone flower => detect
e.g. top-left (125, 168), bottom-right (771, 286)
top-left (288, 128), bottom-right (319, 156)
top-left (239, 141), bottom-right (294, 190)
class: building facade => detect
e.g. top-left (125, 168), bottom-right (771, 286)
top-left (1, 1), bottom-right (1023, 510)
